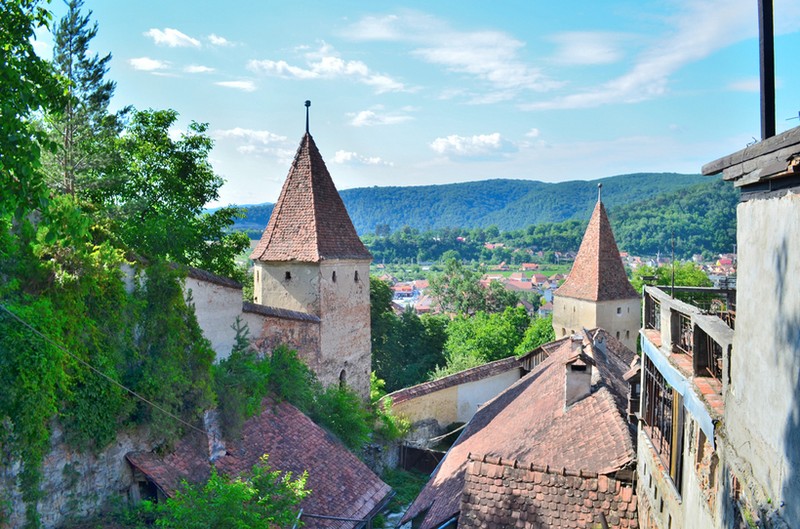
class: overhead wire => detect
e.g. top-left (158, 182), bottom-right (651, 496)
top-left (0, 302), bottom-right (209, 436)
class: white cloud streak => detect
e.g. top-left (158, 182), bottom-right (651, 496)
top-left (524, 0), bottom-right (757, 110)
top-left (345, 12), bottom-right (558, 103)
top-left (333, 150), bottom-right (393, 166)
top-left (430, 133), bottom-right (516, 158)
top-left (144, 28), bottom-right (201, 48)
top-left (185, 64), bottom-right (215, 74)
top-left (215, 80), bottom-right (256, 92)
top-left (208, 33), bottom-right (232, 46)
top-left (548, 32), bottom-right (628, 65)
top-left (349, 109), bottom-right (413, 127)
top-left (129, 57), bottom-right (169, 71)
top-left (248, 43), bottom-right (406, 93)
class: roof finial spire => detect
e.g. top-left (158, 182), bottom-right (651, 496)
top-left (597, 183), bottom-right (602, 203)
top-left (305, 100), bottom-right (311, 134)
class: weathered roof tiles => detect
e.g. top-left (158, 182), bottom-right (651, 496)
top-left (555, 199), bottom-right (638, 302)
top-left (250, 133), bottom-right (371, 263)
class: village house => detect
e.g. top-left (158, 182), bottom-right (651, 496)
top-left (400, 329), bottom-right (639, 529)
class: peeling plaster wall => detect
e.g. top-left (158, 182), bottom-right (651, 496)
top-left (725, 191), bottom-right (800, 525)
top-left (244, 311), bottom-right (321, 368)
top-left (595, 298), bottom-right (641, 352)
top-left (185, 276), bottom-right (244, 361)
top-left (553, 296), bottom-right (640, 352)
top-left (254, 261), bottom-right (320, 315)
top-left (319, 260), bottom-right (371, 398)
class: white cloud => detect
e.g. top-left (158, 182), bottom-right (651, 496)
top-left (215, 128), bottom-right (295, 162)
top-left (524, 0), bottom-right (756, 110)
top-left (728, 78), bottom-right (760, 92)
top-left (525, 128), bottom-right (541, 138)
top-left (129, 57), bottom-right (169, 71)
top-left (216, 128), bottom-right (287, 144)
top-left (430, 133), bottom-right (516, 158)
top-left (208, 33), bottom-right (232, 46)
top-left (144, 28), bottom-right (201, 48)
top-left (185, 64), bottom-right (215, 74)
top-left (247, 43), bottom-right (407, 94)
top-left (333, 150), bottom-right (393, 166)
top-left (215, 80), bottom-right (256, 92)
top-left (548, 32), bottom-right (628, 65)
top-left (349, 109), bottom-right (413, 127)
top-left (345, 12), bottom-right (558, 103)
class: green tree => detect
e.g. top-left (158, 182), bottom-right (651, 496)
top-left (93, 109), bottom-right (249, 278)
top-left (431, 306), bottom-right (530, 379)
top-left (0, 0), bottom-right (65, 219)
top-left (154, 456), bottom-right (309, 529)
top-left (630, 262), bottom-right (712, 293)
top-left (428, 258), bottom-right (486, 315)
top-left (44, 0), bottom-right (123, 196)
top-left (514, 315), bottom-right (556, 355)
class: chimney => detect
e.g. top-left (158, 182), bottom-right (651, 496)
top-left (565, 346), bottom-right (595, 408)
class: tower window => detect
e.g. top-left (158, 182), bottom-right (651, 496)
top-left (354, 270), bottom-right (359, 282)
top-left (332, 271), bottom-right (337, 283)
top-left (617, 307), bottom-right (622, 314)
top-left (616, 331), bottom-right (620, 339)
top-left (284, 271), bottom-right (292, 281)
top-left (626, 330), bottom-right (630, 339)
top-left (339, 369), bottom-right (346, 389)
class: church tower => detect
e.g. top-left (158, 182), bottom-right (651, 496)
top-left (552, 186), bottom-right (640, 351)
top-left (250, 106), bottom-right (372, 397)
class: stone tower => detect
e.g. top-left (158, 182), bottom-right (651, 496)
top-left (552, 189), bottom-right (640, 351)
top-left (250, 130), bottom-right (372, 397)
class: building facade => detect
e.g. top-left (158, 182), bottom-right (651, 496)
top-left (637, 126), bottom-right (800, 528)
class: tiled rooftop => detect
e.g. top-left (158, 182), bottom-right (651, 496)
top-left (555, 200), bottom-right (638, 302)
top-left (250, 133), bottom-right (372, 263)
top-left (127, 397), bottom-right (390, 528)
top-left (402, 329), bottom-right (637, 529)
top-left (459, 454), bottom-right (639, 529)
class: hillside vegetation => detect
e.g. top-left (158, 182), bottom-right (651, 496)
top-left (231, 173), bottom-right (710, 234)
top-left (236, 175), bottom-right (735, 260)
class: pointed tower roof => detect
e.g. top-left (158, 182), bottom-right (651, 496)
top-left (250, 133), bottom-right (371, 263)
top-left (555, 195), bottom-right (638, 301)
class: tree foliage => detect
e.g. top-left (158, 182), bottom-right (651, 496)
top-left (430, 306), bottom-right (531, 379)
top-left (514, 315), bottom-right (556, 355)
top-left (0, 0), bottom-right (65, 219)
top-left (153, 456), bottom-right (309, 529)
top-left (91, 109), bottom-right (249, 278)
top-left (370, 278), bottom-right (447, 392)
top-left (44, 0), bottom-right (124, 195)
top-left (630, 262), bottom-right (713, 293)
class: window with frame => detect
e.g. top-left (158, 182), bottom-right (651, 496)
top-left (642, 355), bottom-right (685, 494)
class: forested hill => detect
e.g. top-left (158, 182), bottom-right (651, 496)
top-left (232, 173), bottom-right (710, 234)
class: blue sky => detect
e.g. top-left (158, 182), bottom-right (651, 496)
top-left (36, 0), bottom-right (800, 207)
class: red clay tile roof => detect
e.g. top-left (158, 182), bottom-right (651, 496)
top-left (459, 454), bottom-right (639, 529)
top-left (402, 330), bottom-right (636, 529)
top-left (250, 134), bottom-right (372, 263)
top-left (127, 397), bottom-right (390, 529)
top-left (555, 200), bottom-right (638, 301)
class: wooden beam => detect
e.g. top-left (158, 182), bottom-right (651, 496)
top-left (702, 126), bottom-right (800, 176)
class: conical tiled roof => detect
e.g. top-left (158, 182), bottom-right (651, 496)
top-left (250, 133), bottom-right (372, 263)
top-left (555, 199), bottom-right (638, 301)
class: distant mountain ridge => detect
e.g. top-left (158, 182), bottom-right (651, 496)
top-left (232, 173), bottom-right (711, 235)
